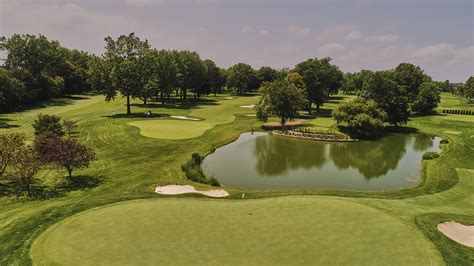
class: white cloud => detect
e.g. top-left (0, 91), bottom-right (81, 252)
top-left (258, 29), bottom-right (270, 36)
top-left (318, 43), bottom-right (346, 55)
top-left (241, 26), bottom-right (253, 33)
top-left (288, 26), bottom-right (311, 36)
top-left (345, 30), bottom-right (399, 43)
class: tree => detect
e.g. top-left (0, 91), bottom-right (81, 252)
top-left (89, 33), bottom-right (151, 115)
top-left (0, 133), bottom-right (26, 177)
top-left (393, 63), bottom-right (430, 102)
top-left (362, 71), bottom-right (409, 125)
top-left (332, 98), bottom-right (387, 138)
top-left (257, 66), bottom-right (279, 84)
top-left (153, 50), bottom-right (177, 103)
top-left (412, 82), bottom-right (441, 114)
top-left (340, 70), bottom-right (373, 95)
top-left (201, 59), bottom-right (220, 98)
top-left (285, 72), bottom-right (306, 92)
top-left (173, 50), bottom-right (205, 101)
top-left (464, 76), bottom-right (474, 101)
top-left (63, 120), bottom-right (78, 137)
top-left (226, 63), bottom-right (257, 95)
top-left (33, 114), bottom-right (64, 137)
top-left (7, 148), bottom-right (41, 194)
top-left (0, 68), bottom-right (24, 112)
top-left (44, 139), bottom-right (96, 179)
top-left (255, 80), bottom-right (307, 127)
top-left (294, 57), bottom-right (343, 113)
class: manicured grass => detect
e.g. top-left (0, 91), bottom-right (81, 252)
top-left (0, 93), bottom-right (473, 265)
top-left (438, 92), bottom-right (474, 111)
top-left (30, 197), bottom-right (440, 265)
top-left (128, 119), bottom-right (214, 140)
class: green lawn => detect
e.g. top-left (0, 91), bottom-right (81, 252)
top-left (30, 197), bottom-right (440, 265)
top-left (0, 92), bottom-right (473, 265)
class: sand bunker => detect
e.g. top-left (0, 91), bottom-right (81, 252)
top-left (170, 115), bottom-right (200, 121)
top-left (155, 185), bottom-right (229, 198)
top-left (437, 221), bottom-right (474, 247)
top-left (224, 97), bottom-right (234, 100)
top-left (240, 104), bottom-right (256, 108)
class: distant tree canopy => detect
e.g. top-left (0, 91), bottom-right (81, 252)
top-left (0, 34), bottom-right (92, 112)
top-left (294, 57), bottom-right (343, 113)
top-left (256, 79), bottom-right (307, 127)
top-left (412, 82), bottom-right (441, 114)
top-left (0, 33), bottom-right (461, 119)
top-left (464, 76), bottom-right (474, 101)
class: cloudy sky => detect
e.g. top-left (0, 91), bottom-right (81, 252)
top-left (0, 0), bottom-right (473, 82)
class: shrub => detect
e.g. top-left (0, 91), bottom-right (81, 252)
top-left (33, 114), bottom-right (64, 137)
top-left (422, 151), bottom-right (440, 160)
top-left (181, 153), bottom-right (220, 187)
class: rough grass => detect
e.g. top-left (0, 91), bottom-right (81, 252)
top-left (30, 197), bottom-right (440, 265)
top-left (0, 92), bottom-right (473, 265)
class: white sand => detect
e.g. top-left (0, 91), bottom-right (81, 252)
top-left (170, 115), bottom-right (200, 121)
top-left (437, 221), bottom-right (474, 247)
top-left (155, 185), bottom-right (229, 198)
top-left (240, 104), bottom-right (256, 108)
top-left (224, 97), bottom-right (234, 100)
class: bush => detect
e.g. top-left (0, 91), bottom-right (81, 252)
top-left (181, 153), bottom-right (220, 187)
top-left (422, 151), bottom-right (440, 160)
top-left (33, 114), bottom-right (64, 137)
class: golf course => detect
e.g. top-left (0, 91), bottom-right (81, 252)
top-left (0, 91), bottom-right (473, 265)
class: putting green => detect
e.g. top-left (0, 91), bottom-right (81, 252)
top-left (30, 197), bottom-right (440, 265)
top-left (128, 119), bottom-right (213, 140)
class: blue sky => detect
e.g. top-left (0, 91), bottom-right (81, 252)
top-left (1, 0), bottom-right (473, 81)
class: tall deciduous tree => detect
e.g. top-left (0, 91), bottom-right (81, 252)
top-left (393, 63), bottom-right (430, 102)
top-left (464, 76), bottom-right (474, 101)
top-left (362, 71), bottom-right (409, 125)
top-left (89, 33), bottom-right (150, 115)
top-left (255, 80), bottom-right (307, 127)
top-left (294, 57), bottom-right (343, 113)
top-left (257, 66), bottom-right (279, 84)
top-left (226, 63), bottom-right (257, 95)
top-left (412, 82), bottom-right (441, 114)
top-left (173, 50), bottom-right (205, 101)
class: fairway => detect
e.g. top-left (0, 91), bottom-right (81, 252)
top-left (129, 119), bottom-right (214, 140)
top-left (30, 197), bottom-right (440, 265)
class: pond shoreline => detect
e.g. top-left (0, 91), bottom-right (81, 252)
top-left (272, 130), bottom-right (358, 142)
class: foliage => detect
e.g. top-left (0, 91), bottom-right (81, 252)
top-left (181, 153), bottom-right (220, 186)
top-left (0, 133), bottom-right (26, 177)
top-left (62, 120), bottom-right (77, 137)
top-left (0, 34), bottom-right (91, 111)
top-left (412, 82), bottom-right (441, 114)
top-left (256, 79), bottom-right (307, 127)
top-left (464, 76), bottom-right (474, 100)
top-left (362, 71), bottom-right (409, 125)
top-left (43, 138), bottom-right (96, 179)
top-left (257, 66), bottom-right (279, 84)
top-left (6, 148), bottom-right (42, 194)
top-left (0, 68), bottom-right (25, 112)
top-left (32, 114), bottom-right (64, 137)
top-left (332, 98), bottom-right (387, 138)
top-left (226, 63), bottom-right (257, 95)
top-left (294, 57), bottom-right (343, 112)
top-left (340, 70), bottom-right (373, 95)
top-left (393, 63), bottom-right (430, 102)
top-left (422, 151), bottom-right (440, 160)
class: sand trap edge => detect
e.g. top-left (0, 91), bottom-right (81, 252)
top-left (155, 185), bottom-right (229, 198)
top-left (437, 221), bottom-right (474, 248)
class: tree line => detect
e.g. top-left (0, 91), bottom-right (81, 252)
top-left (1, 33), bottom-right (473, 118)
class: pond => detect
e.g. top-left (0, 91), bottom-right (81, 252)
top-left (202, 132), bottom-right (441, 190)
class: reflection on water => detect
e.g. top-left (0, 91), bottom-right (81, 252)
top-left (202, 132), bottom-right (440, 190)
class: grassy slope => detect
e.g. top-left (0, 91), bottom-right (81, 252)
top-left (0, 93), bottom-right (473, 265)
